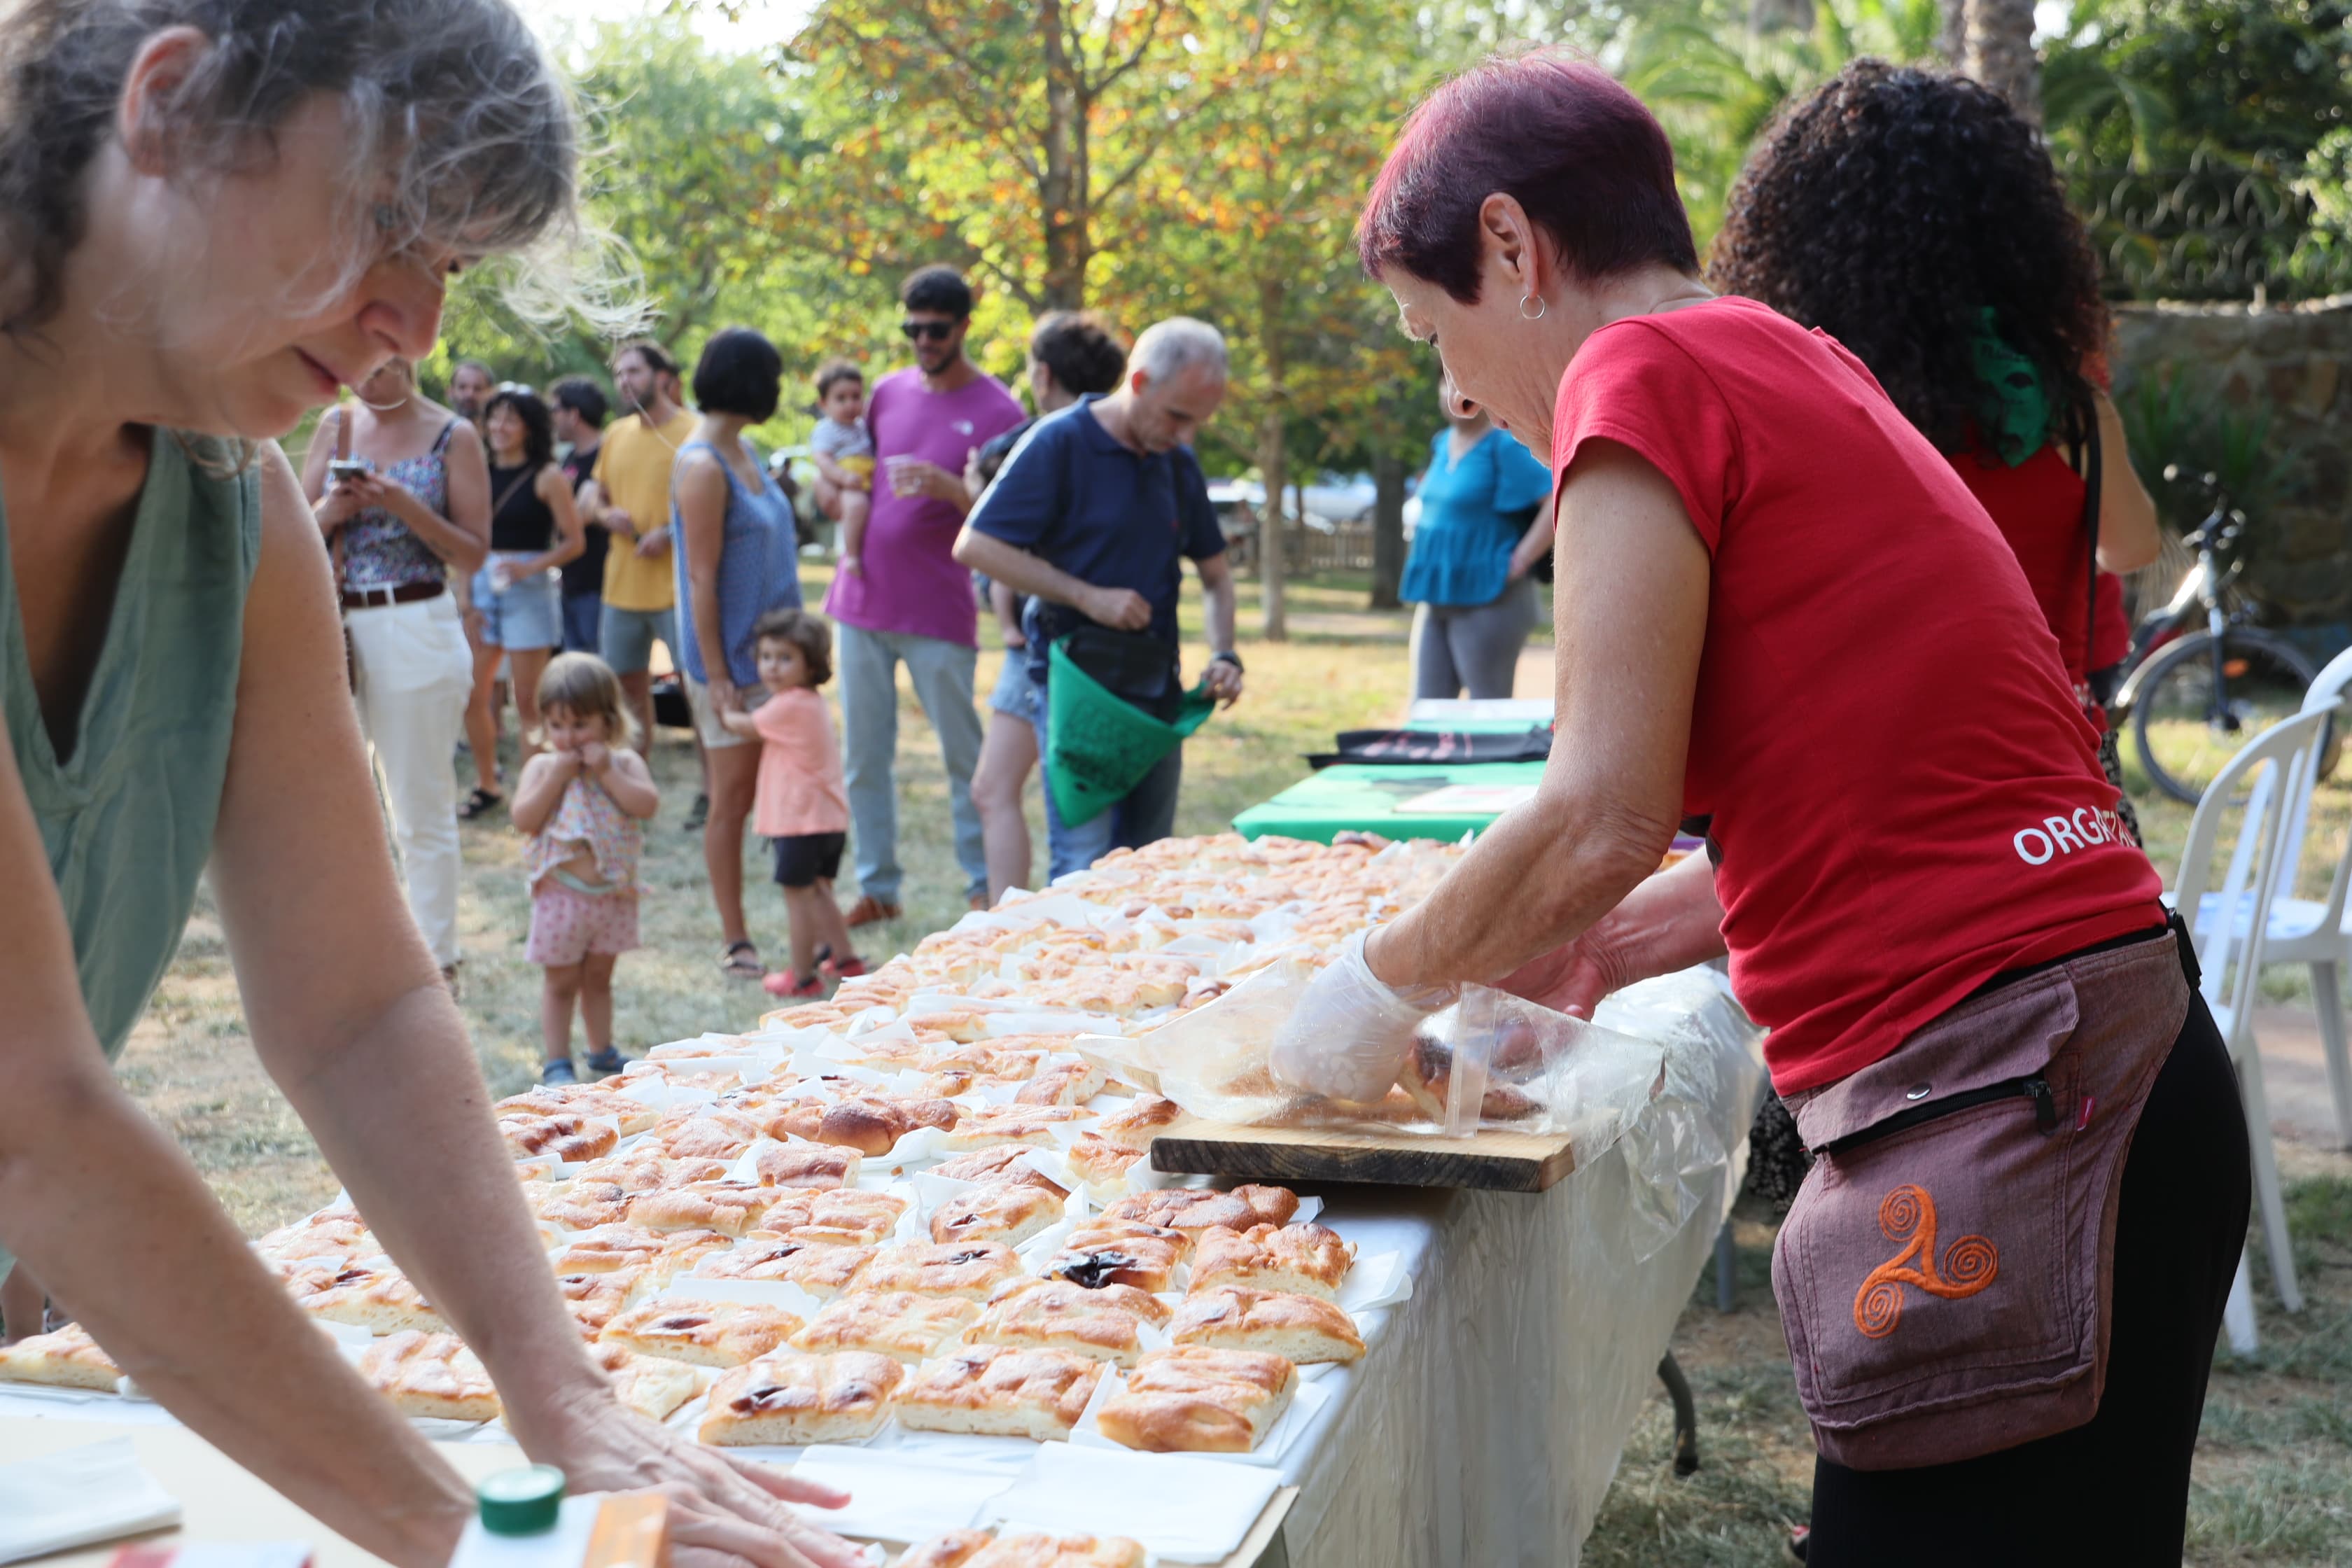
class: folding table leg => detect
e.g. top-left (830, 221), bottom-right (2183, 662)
top-left (1657, 1354), bottom-right (1700, 1476)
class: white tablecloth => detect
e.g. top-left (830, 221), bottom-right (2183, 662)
top-left (0, 973), bottom-right (1760, 1568)
top-left (1269, 969), bottom-right (1763, 1568)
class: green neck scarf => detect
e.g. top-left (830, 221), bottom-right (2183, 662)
top-left (1968, 306), bottom-right (2050, 467)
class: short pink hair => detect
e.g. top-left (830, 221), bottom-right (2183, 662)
top-left (1358, 49), bottom-right (1697, 302)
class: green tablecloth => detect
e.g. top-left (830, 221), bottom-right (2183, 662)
top-left (1231, 762), bottom-right (1546, 844)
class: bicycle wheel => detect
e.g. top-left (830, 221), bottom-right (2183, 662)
top-left (2129, 630), bottom-right (2319, 805)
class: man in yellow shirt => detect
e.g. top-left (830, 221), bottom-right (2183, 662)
top-left (582, 340), bottom-right (696, 751)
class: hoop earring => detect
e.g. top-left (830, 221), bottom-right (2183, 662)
top-left (1518, 293), bottom-right (1548, 321)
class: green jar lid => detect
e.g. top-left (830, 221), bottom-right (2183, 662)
top-left (476, 1465), bottom-right (567, 1536)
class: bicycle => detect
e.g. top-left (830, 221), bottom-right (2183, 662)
top-left (2109, 468), bottom-right (2330, 805)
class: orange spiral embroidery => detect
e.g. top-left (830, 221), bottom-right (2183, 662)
top-left (1851, 1183), bottom-right (1999, 1339)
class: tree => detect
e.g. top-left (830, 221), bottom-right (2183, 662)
top-left (784, 0), bottom-right (1211, 312)
top-left (1114, 0), bottom-right (1431, 636)
top-left (1961, 0), bottom-right (2042, 122)
top-left (439, 15), bottom-right (835, 384)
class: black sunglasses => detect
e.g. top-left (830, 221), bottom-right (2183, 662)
top-left (900, 319), bottom-right (960, 343)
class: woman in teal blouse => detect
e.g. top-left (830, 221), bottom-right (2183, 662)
top-left (0, 5), bottom-right (855, 1566)
top-left (1401, 382), bottom-right (1559, 699)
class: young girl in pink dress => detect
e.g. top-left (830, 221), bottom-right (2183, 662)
top-left (720, 608), bottom-right (864, 997)
top-left (513, 654), bottom-right (660, 1082)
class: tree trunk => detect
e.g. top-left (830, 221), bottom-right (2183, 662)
top-left (1256, 276), bottom-right (1288, 641)
top-left (1963, 0), bottom-right (2041, 125)
top-left (1036, 0), bottom-right (1090, 309)
top-left (1938, 0), bottom-right (1968, 66)
top-left (1369, 448), bottom-right (1406, 610)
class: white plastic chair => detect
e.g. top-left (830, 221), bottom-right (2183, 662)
top-left (2237, 646), bottom-right (2352, 1149)
top-left (2171, 704), bottom-right (2332, 1350)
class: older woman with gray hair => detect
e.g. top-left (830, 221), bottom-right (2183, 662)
top-left (0, 3), bottom-right (860, 1564)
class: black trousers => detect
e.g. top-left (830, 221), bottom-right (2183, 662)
top-left (1808, 990), bottom-right (2250, 1565)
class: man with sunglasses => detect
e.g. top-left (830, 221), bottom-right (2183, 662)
top-left (822, 265), bottom-right (1026, 925)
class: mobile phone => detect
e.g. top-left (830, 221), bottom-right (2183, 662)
top-left (328, 458), bottom-right (370, 482)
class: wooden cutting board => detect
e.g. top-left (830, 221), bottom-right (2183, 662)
top-left (1147, 1112), bottom-right (1576, 1193)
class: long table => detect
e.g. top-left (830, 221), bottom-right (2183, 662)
top-left (0, 972), bottom-right (1758, 1568)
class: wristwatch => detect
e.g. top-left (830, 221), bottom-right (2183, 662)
top-left (1211, 649), bottom-right (1244, 673)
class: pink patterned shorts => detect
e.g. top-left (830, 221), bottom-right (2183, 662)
top-left (526, 881), bottom-right (640, 966)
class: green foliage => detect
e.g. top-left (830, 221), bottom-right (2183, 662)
top-left (2044, 0), bottom-right (2352, 298)
top-left (438, 13), bottom-right (847, 404)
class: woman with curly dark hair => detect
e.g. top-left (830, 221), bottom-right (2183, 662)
top-left (1711, 59), bottom-right (2162, 841)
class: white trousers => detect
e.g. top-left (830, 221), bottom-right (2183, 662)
top-left (346, 592), bottom-right (474, 967)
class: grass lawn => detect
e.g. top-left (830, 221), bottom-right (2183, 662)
top-left (119, 565), bottom-right (2352, 1563)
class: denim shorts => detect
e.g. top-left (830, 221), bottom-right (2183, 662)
top-left (471, 558), bottom-right (563, 650)
top-left (989, 648), bottom-right (1039, 717)
top-left (599, 602), bottom-right (676, 676)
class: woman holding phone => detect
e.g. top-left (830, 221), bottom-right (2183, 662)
top-left (301, 356), bottom-right (486, 980)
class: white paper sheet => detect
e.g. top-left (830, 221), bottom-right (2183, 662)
top-left (0, 1437), bottom-right (182, 1564)
top-left (983, 1444), bottom-right (1280, 1564)
top-left (786, 1443), bottom-right (1029, 1544)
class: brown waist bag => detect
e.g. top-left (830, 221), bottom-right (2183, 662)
top-left (1771, 920), bottom-right (2191, 1471)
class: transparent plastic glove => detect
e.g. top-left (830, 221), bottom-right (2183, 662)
top-left (1269, 928), bottom-right (1460, 1102)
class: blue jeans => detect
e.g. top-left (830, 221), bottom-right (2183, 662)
top-left (1026, 668), bottom-right (1184, 881)
top-left (561, 592), bottom-right (602, 654)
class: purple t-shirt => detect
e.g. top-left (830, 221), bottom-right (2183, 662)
top-left (822, 366), bottom-right (1025, 645)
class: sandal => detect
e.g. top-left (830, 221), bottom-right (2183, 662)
top-left (582, 1046), bottom-right (629, 1076)
top-left (820, 951), bottom-right (867, 981)
top-left (718, 940), bottom-right (766, 981)
top-left (458, 787), bottom-right (504, 820)
top-left (762, 969), bottom-right (824, 999)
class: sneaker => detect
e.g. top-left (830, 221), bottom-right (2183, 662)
top-left (541, 1059), bottom-right (579, 1086)
top-left (843, 894), bottom-right (902, 928)
top-left (681, 792), bottom-right (709, 833)
top-left (762, 970), bottom-right (824, 999)
top-left (582, 1046), bottom-right (628, 1077)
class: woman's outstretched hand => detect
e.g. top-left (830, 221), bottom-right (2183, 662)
top-left (531, 1396), bottom-right (866, 1568)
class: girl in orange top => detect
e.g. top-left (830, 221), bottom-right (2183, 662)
top-left (722, 608), bottom-right (862, 997)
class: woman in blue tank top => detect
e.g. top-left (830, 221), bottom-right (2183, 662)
top-left (670, 327), bottom-right (805, 979)
top-left (0, 6), bottom-right (855, 1563)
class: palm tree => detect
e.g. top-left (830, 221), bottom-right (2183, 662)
top-left (1957, 0), bottom-right (2043, 122)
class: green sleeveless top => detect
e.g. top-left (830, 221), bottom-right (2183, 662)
top-left (1, 430), bottom-right (263, 1060)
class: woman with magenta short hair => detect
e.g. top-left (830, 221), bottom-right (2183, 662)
top-left (1272, 49), bottom-right (2245, 1564)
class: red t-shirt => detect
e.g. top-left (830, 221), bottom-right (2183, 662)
top-left (1949, 444), bottom-right (2130, 699)
top-left (1550, 297), bottom-right (2163, 1094)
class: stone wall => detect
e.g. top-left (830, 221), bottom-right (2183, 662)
top-left (2111, 295), bottom-right (2352, 631)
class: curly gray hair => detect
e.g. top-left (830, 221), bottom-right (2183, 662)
top-left (0, 0), bottom-right (584, 335)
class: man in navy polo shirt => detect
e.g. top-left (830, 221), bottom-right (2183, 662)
top-left (953, 317), bottom-right (1245, 878)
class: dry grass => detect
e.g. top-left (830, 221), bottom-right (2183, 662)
top-left (118, 565), bottom-right (2352, 1563)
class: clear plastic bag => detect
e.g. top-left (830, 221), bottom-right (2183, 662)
top-left (1081, 958), bottom-right (1667, 1172)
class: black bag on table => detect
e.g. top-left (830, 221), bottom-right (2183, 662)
top-left (1306, 725), bottom-right (1553, 770)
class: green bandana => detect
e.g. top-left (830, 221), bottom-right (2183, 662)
top-left (1969, 306), bottom-right (2050, 467)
